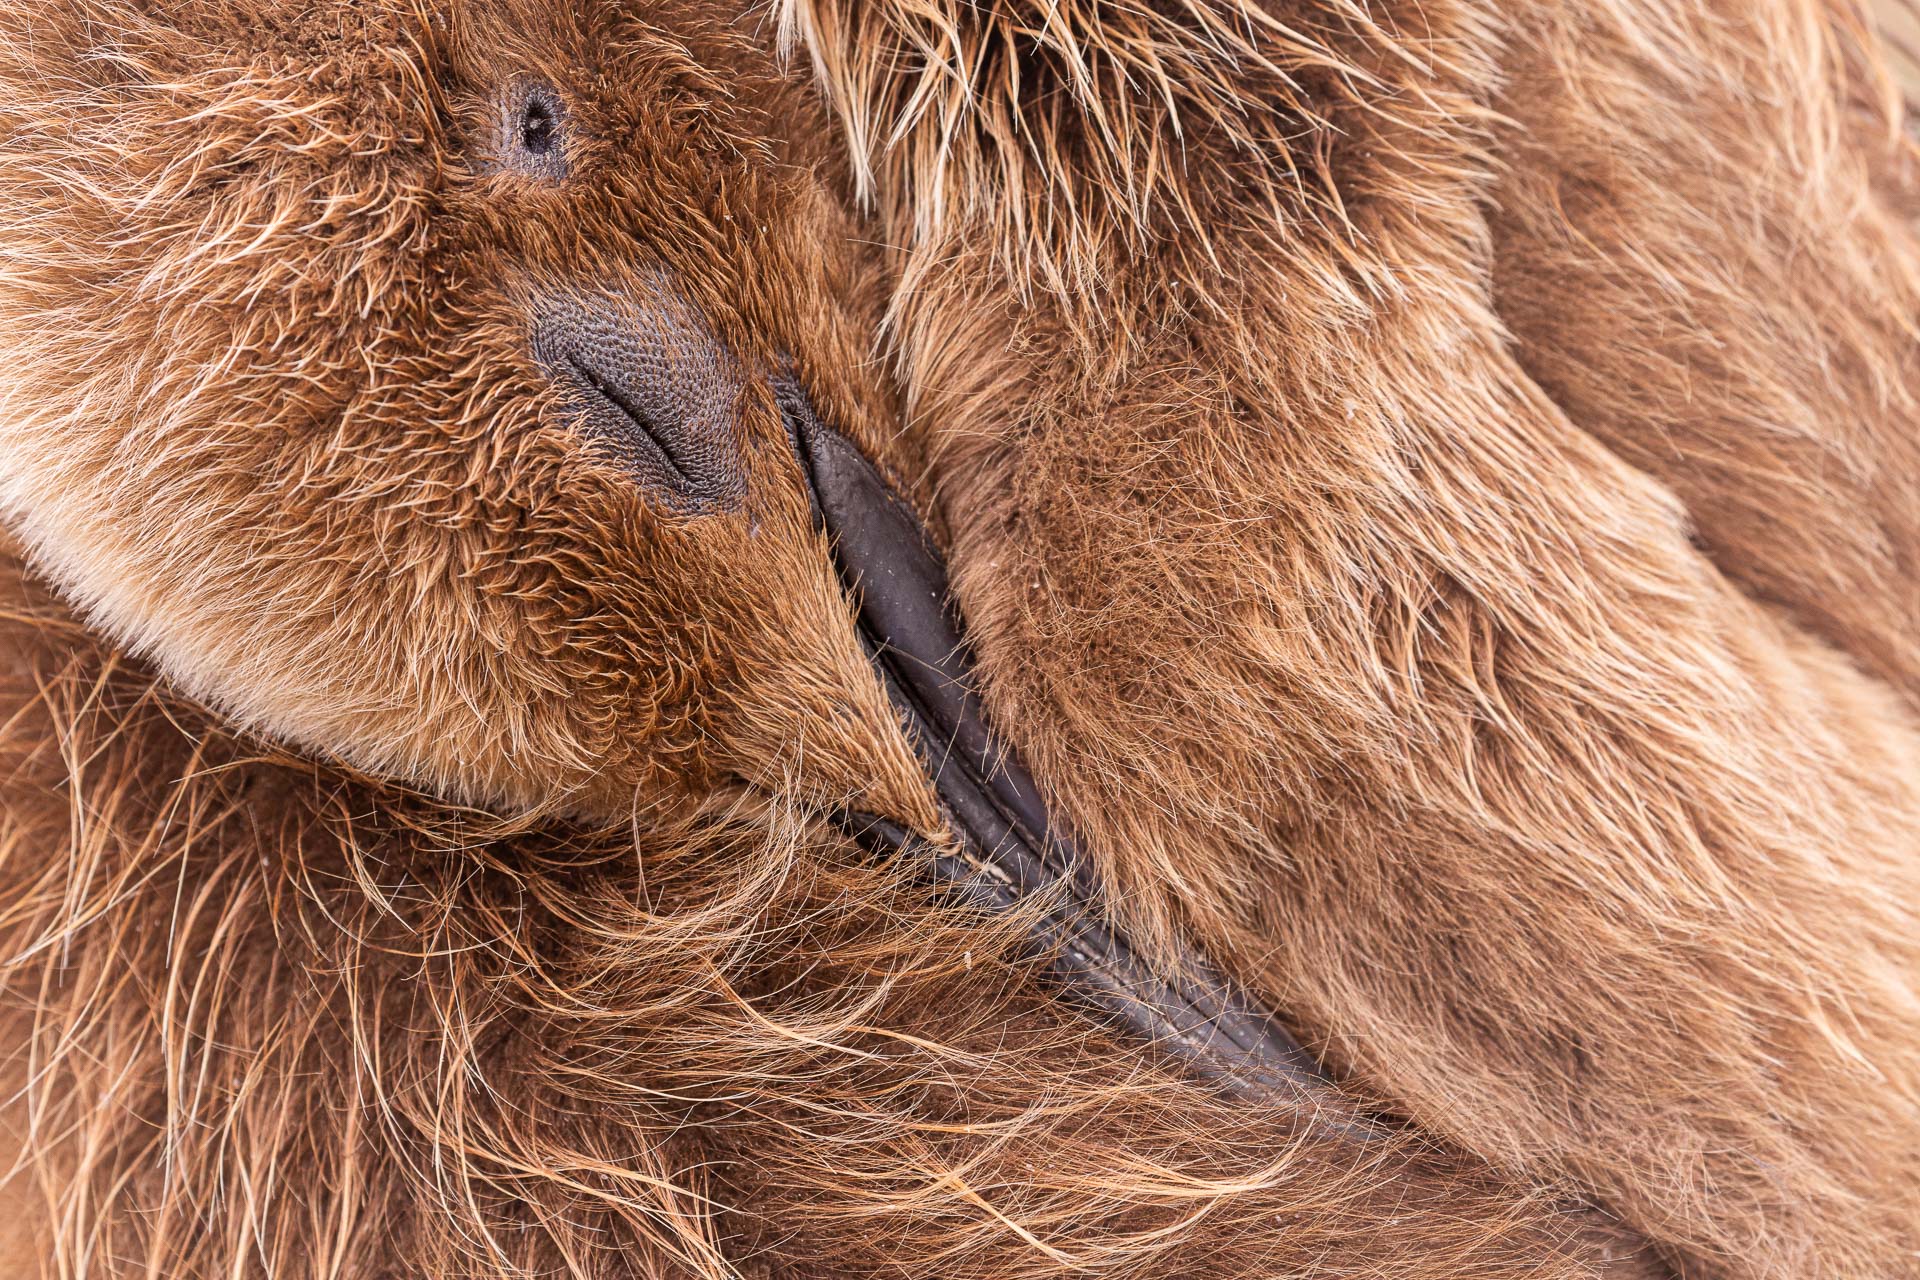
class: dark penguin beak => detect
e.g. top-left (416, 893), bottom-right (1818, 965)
top-left (775, 378), bottom-right (1362, 1116)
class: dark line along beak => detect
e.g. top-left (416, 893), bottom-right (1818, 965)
top-left (776, 378), bottom-right (1367, 1119)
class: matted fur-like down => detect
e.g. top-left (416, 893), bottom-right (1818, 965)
top-left (0, 0), bottom-right (1914, 1277)
top-left (790, 0), bottom-right (1920, 1275)
top-left (0, 1), bottom-right (1656, 1276)
top-left (0, 543), bottom-right (1645, 1277)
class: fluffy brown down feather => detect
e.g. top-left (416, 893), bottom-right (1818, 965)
top-left (792, 0), bottom-right (1920, 1273)
top-left (0, 1), bottom-right (1911, 1279)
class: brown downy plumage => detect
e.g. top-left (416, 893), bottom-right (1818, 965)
top-left (0, 1), bottom-right (1911, 1279)
top-left (789, 0), bottom-right (1920, 1274)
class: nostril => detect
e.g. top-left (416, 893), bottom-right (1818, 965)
top-left (519, 93), bottom-right (558, 156)
top-left (531, 286), bottom-right (748, 513)
top-left (497, 80), bottom-right (569, 180)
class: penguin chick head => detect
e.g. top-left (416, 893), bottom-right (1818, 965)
top-left (0, 0), bottom-right (934, 826)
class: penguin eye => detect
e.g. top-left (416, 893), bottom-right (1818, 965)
top-left (499, 81), bottom-right (568, 179)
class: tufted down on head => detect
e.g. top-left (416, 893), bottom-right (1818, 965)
top-left (0, 0), bottom-right (932, 825)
